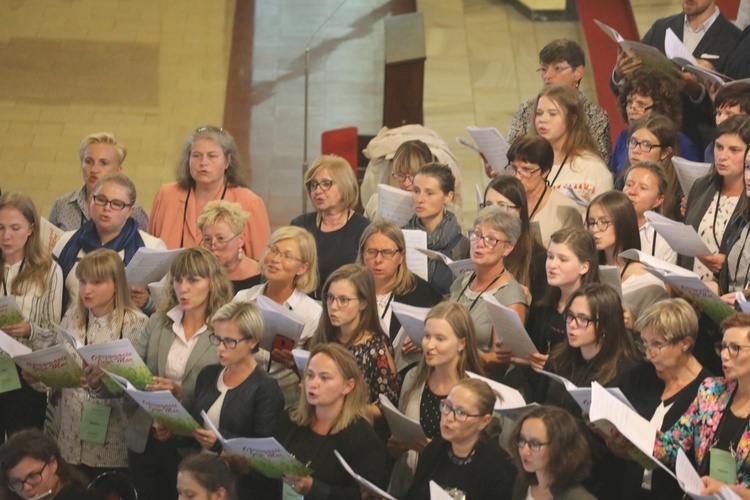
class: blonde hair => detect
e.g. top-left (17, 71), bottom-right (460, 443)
top-left (74, 249), bottom-right (137, 331)
top-left (533, 84), bottom-right (600, 160)
top-left (211, 301), bottom-right (264, 344)
top-left (196, 200), bottom-right (249, 235)
top-left (356, 220), bottom-right (416, 295)
top-left (292, 343), bottom-right (370, 432)
top-left (163, 247), bottom-right (233, 322)
top-left (258, 226), bottom-right (319, 294)
top-left (0, 192), bottom-right (54, 297)
top-left (304, 155), bottom-right (359, 210)
top-left (634, 298), bottom-right (698, 349)
top-left (78, 132), bottom-right (127, 165)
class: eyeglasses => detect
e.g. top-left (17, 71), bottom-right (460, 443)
top-left (391, 172), bottom-right (414, 183)
top-left (195, 125), bottom-right (226, 134)
top-left (478, 201), bottom-right (520, 212)
top-left (468, 230), bottom-right (507, 249)
top-left (208, 333), bottom-right (251, 350)
top-left (586, 218), bottom-right (613, 232)
top-left (627, 138), bottom-right (662, 152)
top-left (201, 232), bottom-right (241, 249)
top-left (536, 65), bottom-right (572, 75)
top-left (715, 342), bottom-right (750, 357)
top-left (563, 311), bottom-right (596, 328)
top-left (307, 180), bottom-right (334, 191)
top-left (625, 100), bottom-right (654, 113)
top-left (636, 338), bottom-right (676, 355)
top-left (516, 436), bottom-right (550, 452)
top-left (363, 248), bottom-right (402, 260)
top-left (92, 195), bottom-right (133, 211)
top-left (325, 294), bottom-right (359, 308)
top-left (439, 400), bottom-right (485, 422)
top-left (507, 164), bottom-right (542, 179)
top-left (7, 460), bottom-right (48, 492)
top-left (266, 245), bottom-right (304, 264)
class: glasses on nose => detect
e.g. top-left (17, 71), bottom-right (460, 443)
top-left (636, 338), bottom-right (675, 355)
top-left (325, 294), bottom-right (359, 308)
top-left (208, 333), bottom-right (251, 350)
top-left (8, 460), bottom-right (48, 492)
top-left (266, 245), bottom-right (303, 264)
top-left (516, 437), bottom-right (549, 452)
top-left (715, 342), bottom-right (750, 357)
top-left (626, 100), bottom-right (654, 113)
top-left (627, 138), bottom-right (661, 152)
top-left (363, 248), bottom-right (402, 260)
top-left (468, 230), bottom-right (506, 249)
top-left (563, 311), bottom-right (596, 328)
top-left (478, 201), bottom-right (520, 212)
top-left (201, 232), bottom-right (241, 249)
top-left (307, 180), bottom-right (334, 192)
top-left (536, 64), bottom-right (571, 75)
top-left (507, 164), bottom-right (542, 179)
top-left (391, 172), bottom-right (414, 183)
top-left (586, 218), bottom-right (613, 232)
top-left (439, 400), bottom-right (484, 422)
top-left (92, 195), bottom-right (133, 211)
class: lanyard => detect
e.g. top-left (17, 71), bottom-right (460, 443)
top-left (180, 184), bottom-right (228, 248)
top-left (620, 260), bottom-right (631, 279)
top-left (547, 154), bottom-right (570, 189)
top-left (529, 184), bottom-right (548, 221)
top-left (459, 269), bottom-right (506, 312)
top-left (379, 292), bottom-right (394, 320)
top-left (1, 259), bottom-right (25, 296)
top-left (84, 313), bottom-right (124, 346)
top-left (712, 192), bottom-right (723, 249)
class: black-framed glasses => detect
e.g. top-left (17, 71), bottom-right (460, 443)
top-left (363, 248), bottom-right (402, 260)
top-left (208, 333), bottom-right (251, 350)
top-left (715, 342), bottom-right (750, 357)
top-left (516, 436), bottom-right (550, 452)
top-left (307, 180), bottom-right (334, 191)
top-left (391, 172), bottom-right (414, 183)
top-left (508, 164), bottom-right (542, 179)
top-left (439, 400), bottom-right (484, 422)
top-left (7, 460), bottom-right (48, 492)
top-left (563, 311), bottom-right (596, 328)
top-left (478, 201), bottom-right (520, 212)
top-left (636, 338), bottom-right (676, 355)
top-left (92, 195), bottom-right (133, 211)
top-left (627, 138), bottom-right (661, 152)
top-left (586, 218), bottom-right (613, 232)
top-left (201, 232), bottom-right (241, 249)
top-left (468, 230), bottom-right (507, 249)
top-left (625, 100), bottom-right (654, 113)
top-left (536, 65), bottom-right (572, 74)
top-left (266, 245), bottom-right (304, 264)
top-left (325, 294), bottom-right (359, 308)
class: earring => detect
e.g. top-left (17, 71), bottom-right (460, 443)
top-left (238, 248), bottom-right (244, 262)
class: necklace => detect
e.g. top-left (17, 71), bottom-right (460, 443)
top-left (448, 446), bottom-right (476, 465)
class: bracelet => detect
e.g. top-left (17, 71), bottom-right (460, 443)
top-left (141, 294), bottom-right (155, 314)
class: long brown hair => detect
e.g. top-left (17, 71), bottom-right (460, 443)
top-left (0, 192), bottom-right (54, 296)
top-left (539, 227), bottom-right (600, 308)
top-left (533, 84), bottom-right (600, 160)
top-left (586, 190), bottom-right (641, 265)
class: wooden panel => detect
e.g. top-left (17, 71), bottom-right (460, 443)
top-left (383, 59), bottom-right (426, 127)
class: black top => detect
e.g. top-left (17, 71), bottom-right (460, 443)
top-left (407, 437), bottom-right (515, 500)
top-left (724, 25), bottom-right (750, 79)
top-left (389, 276), bottom-right (443, 341)
top-left (528, 241), bottom-right (548, 305)
top-left (526, 304), bottom-right (566, 355)
top-left (419, 384), bottom-right (445, 440)
top-left (231, 274), bottom-right (263, 295)
top-left (619, 361), bottom-right (712, 500)
top-left (290, 211), bottom-right (370, 299)
top-left (55, 482), bottom-right (98, 500)
top-left (273, 416), bottom-right (386, 500)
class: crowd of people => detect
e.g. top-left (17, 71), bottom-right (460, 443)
top-left (3, 1), bottom-right (750, 499)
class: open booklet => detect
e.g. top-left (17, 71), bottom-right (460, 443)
top-left (200, 410), bottom-right (312, 478)
top-left (390, 302), bottom-right (430, 346)
top-left (103, 369), bottom-right (200, 435)
top-left (292, 348), bottom-right (310, 374)
top-left (0, 296), bottom-right (24, 328)
top-left (456, 126), bottom-right (510, 173)
top-left (539, 370), bottom-right (634, 414)
top-left (673, 157), bottom-right (711, 197)
top-left (402, 230), bottom-right (429, 282)
top-left (466, 371), bottom-right (535, 420)
top-left (379, 393), bottom-right (427, 443)
top-left (482, 293), bottom-right (538, 359)
top-left (255, 295), bottom-right (305, 352)
top-left (594, 19), bottom-right (680, 72)
top-left (334, 450), bottom-right (396, 500)
top-left (645, 210), bottom-right (711, 257)
top-left (54, 325), bottom-right (153, 393)
top-left (39, 217), bottom-right (64, 252)
top-left (416, 248), bottom-right (475, 278)
top-left (620, 249), bottom-right (735, 324)
top-left (377, 184), bottom-right (415, 227)
top-left (0, 329), bottom-right (82, 388)
top-left (676, 448), bottom-right (742, 500)
top-left (125, 247), bottom-right (182, 288)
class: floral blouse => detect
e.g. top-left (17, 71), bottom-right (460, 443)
top-left (348, 334), bottom-right (400, 406)
top-left (654, 377), bottom-right (750, 487)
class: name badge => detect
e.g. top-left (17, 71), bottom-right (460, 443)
top-left (0, 356), bottom-right (21, 393)
top-left (709, 447), bottom-right (736, 485)
top-left (79, 402), bottom-right (111, 444)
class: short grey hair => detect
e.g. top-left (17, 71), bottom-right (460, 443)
top-left (472, 205), bottom-right (522, 245)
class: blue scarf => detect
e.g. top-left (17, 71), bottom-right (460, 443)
top-left (58, 218), bottom-right (145, 282)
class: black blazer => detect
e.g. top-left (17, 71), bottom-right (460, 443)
top-left (724, 25), bottom-right (750, 79)
top-left (388, 276), bottom-right (443, 341)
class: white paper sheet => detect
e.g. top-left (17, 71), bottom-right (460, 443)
top-left (736, 293), bottom-right (750, 313)
top-left (594, 19), bottom-right (625, 42)
top-left (379, 393), bottom-right (427, 443)
top-left (466, 371), bottom-right (526, 410)
top-left (645, 211), bottom-right (711, 257)
top-left (334, 450), bottom-right (397, 500)
top-left (673, 157), bottom-right (711, 198)
top-left (466, 126), bottom-right (510, 173)
top-left (475, 184), bottom-right (484, 207)
top-left (599, 265), bottom-right (623, 299)
top-left (255, 295), bottom-right (305, 351)
top-left (402, 230), bottom-right (429, 281)
top-left (392, 327), bottom-right (421, 373)
top-left (429, 481), bottom-right (453, 500)
top-left (416, 248), bottom-right (476, 278)
top-left (39, 217), bottom-right (64, 252)
top-left (390, 302), bottom-right (429, 345)
top-left (377, 184), bottom-right (415, 227)
top-left (665, 28), bottom-right (698, 65)
top-left (125, 247), bottom-right (182, 288)
top-left (482, 293), bottom-right (538, 358)
top-left (291, 348), bottom-right (309, 373)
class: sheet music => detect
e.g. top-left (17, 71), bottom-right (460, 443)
top-left (390, 302), bottom-right (429, 345)
top-left (599, 265), bottom-right (623, 299)
top-left (39, 217), bottom-right (64, 252)
top-left (482, 293), bottom-right (538, 358)
top-left (255, 295), bottom-right (305, 351)
top-left (291, 349), bottom-right (309, 373)
top-left (379, 394), bottom-right (427, 443)
top-left (334, 450), bottom-right (397, 500)
top-left (429, 481), bottom-right (454, 500)
top-left (645, 211), bottom-right (711, 257)
top-left (377, 184), bottom-right (415, 227)
top-left (402, 230), bottom-right (428, 281)
top-left (665, 29), bottom-right (698, 65)
top-left (466, 126), bottom-right (510, 173)
top-left (466, 371), bottom-right (526, 410)
top-left (416, 248), bottom-right (475, 278)
top-left (672, 157), bottom-right (711, 198)
top-left (594, 19), bottom-right (624, 42)
top-left (125, 247), bottom-right (182, 288)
